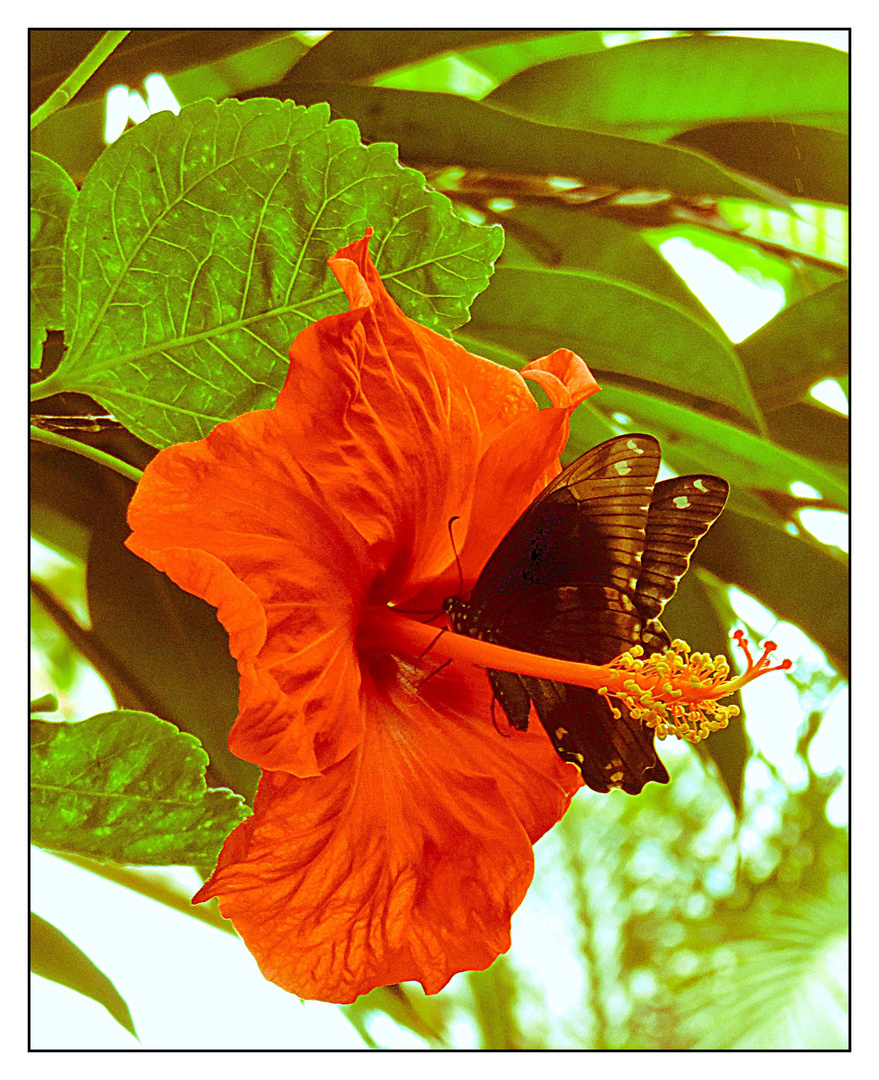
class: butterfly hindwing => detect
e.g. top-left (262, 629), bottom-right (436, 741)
top-left (521, 676), bottom-right (671, 794)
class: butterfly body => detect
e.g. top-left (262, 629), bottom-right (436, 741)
top-left (445, 435), bottom-right (728, 794)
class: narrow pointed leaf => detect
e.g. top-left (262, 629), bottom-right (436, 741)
top-left (671, 123), bottom-right (848, 206)
top-left (573, 384), bottom-right (847, 514)
top-left (254, 83), bottom-right (792, 206)
top-left (287, 29), bottom-right (576, 83)
top-left (30, 152), bottom-right (77, 368)
top-left (30, 29), bottom-right (296, 109)
top-left (486, 36), bottom-right (848, 140)
top-left (660, 570), bottom-right (748, 813)
top-left (465, 266), bottom-right (764, 428)
top-left (31, 710), bottom-right (250, 865)
top-left (45, 97), bottom-right (502, 446)
top-left (30, 912), bottom-right (137, 1038)
top-left (498, 204), bottom-right (722, 328)
top-left (736, 281), bottom-right (849, 411)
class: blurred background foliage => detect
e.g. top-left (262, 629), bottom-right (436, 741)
top-left (30, 29), bottom-right (848, 1050)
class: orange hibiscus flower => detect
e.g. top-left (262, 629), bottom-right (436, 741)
top-left (126, 230), bottom-right (785, 1003)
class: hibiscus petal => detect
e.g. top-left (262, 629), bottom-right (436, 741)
top-left (127, 407), bottom-right (376, 776)
top-left (522, 348), bottom-right (601, 410)
top-left (194, 661), bottom-right (581, 1003)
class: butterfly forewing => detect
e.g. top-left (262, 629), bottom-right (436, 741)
top-left (468, 435), bottom-right (661, 606)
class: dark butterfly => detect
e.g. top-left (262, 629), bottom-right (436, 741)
top-left (444, 434), bottom-right (728, 794)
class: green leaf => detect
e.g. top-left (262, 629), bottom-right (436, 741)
top-left (287, 29), bottom-right (577, 83)
top-left (499, 205), bottom-right (722, 329)
top-left (766, 402), bottom-right (848, 472)
top-left (464, 266), bottom-right (765, 428)
top-left (457, 31), bottom-right (607, 86)
top-left (486, 36), bottom-right (848, 141)
top-left (42, 97), bottom-right (502, 447)
top-left (736, 282), bottom-right (849, 411)
top-left (31, 912), bottom-right (138, 1039)
top-left (576, 384), bottom-right (848, 514)
top-left (373, 32), bottom-right (608, 97)
top-left (30, 152), bottom-right (77, 368)
top-left (30, 446), bottom-right (258, 800)
top-left (696, 509), bottom-right (848, 678)
top-left (661, 570), bottom-right (748, 813)
top-left (30, 709), bottom-right (250, 865)
top-left (671, 123), bottom-right (848, 206)
top-left (259, 83), bottom-right (792, 205)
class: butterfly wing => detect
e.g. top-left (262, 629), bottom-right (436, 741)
top-left (506, 474), bottom-right (729, 792)
top-left (451, 435), bottom-right (728, 794)
top-left (467, 434), bottom-right (661, 608)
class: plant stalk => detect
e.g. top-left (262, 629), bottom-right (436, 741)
top-left (30, 425), bottom-right (144, 485)
top-left (30, 30), bottom-right (131, 130)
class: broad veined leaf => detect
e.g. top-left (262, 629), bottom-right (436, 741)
top-left (498, 205), bottom-right (722, 329)
top-left (286, 29), bottom-right (576, 83)
top-left (31, 912), bottom-right (138, 1038)
top-left (30, 710), bottom-right (250, 865)
top-left (30, 152), bottom-right (77, 368)
top-left (670, 123), bottom-right (848, 207)
top-left (30, 912), bottom-right (137, 1039)
top-left (485, 36), bottom-right (848, 141)
top-left (464, 266), bottom-right (764, 428)
top-left (38, 97), bottom-right (503, 447)
top-left (254, 83), bottom-right (792, 207)
top-left (575, 384), bottom-right (848, 514)
top-left (736, 281), bottom-right (849, 411)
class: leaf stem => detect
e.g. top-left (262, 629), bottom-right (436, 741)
top-left (51, 852), bottom-right (238, 937)
top-left (30, 30), bottom-right (131, 131)
top-left (30, 425), bottom-right (143, 485)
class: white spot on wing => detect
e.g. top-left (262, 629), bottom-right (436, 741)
top-left (615, 460), bottom-right (633, 475)
top-left (694, 479), bottom-right (707, 492)
top-left (626, 440), bottom-right (645, 453)
top-left (673, 495), bottom-right (691, 508)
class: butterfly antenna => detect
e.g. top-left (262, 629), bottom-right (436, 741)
top-left (448, 515), bottom-right (464, 596)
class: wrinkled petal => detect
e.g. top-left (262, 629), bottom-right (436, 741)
top-left (194, 661), bottom-right (581, 1003)
top-left (521, 348), bottom-right (601, 410)
top-left (276, 233), bottom-right (535, 589)
top-left (127, 408), bottom-right (375, 776)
